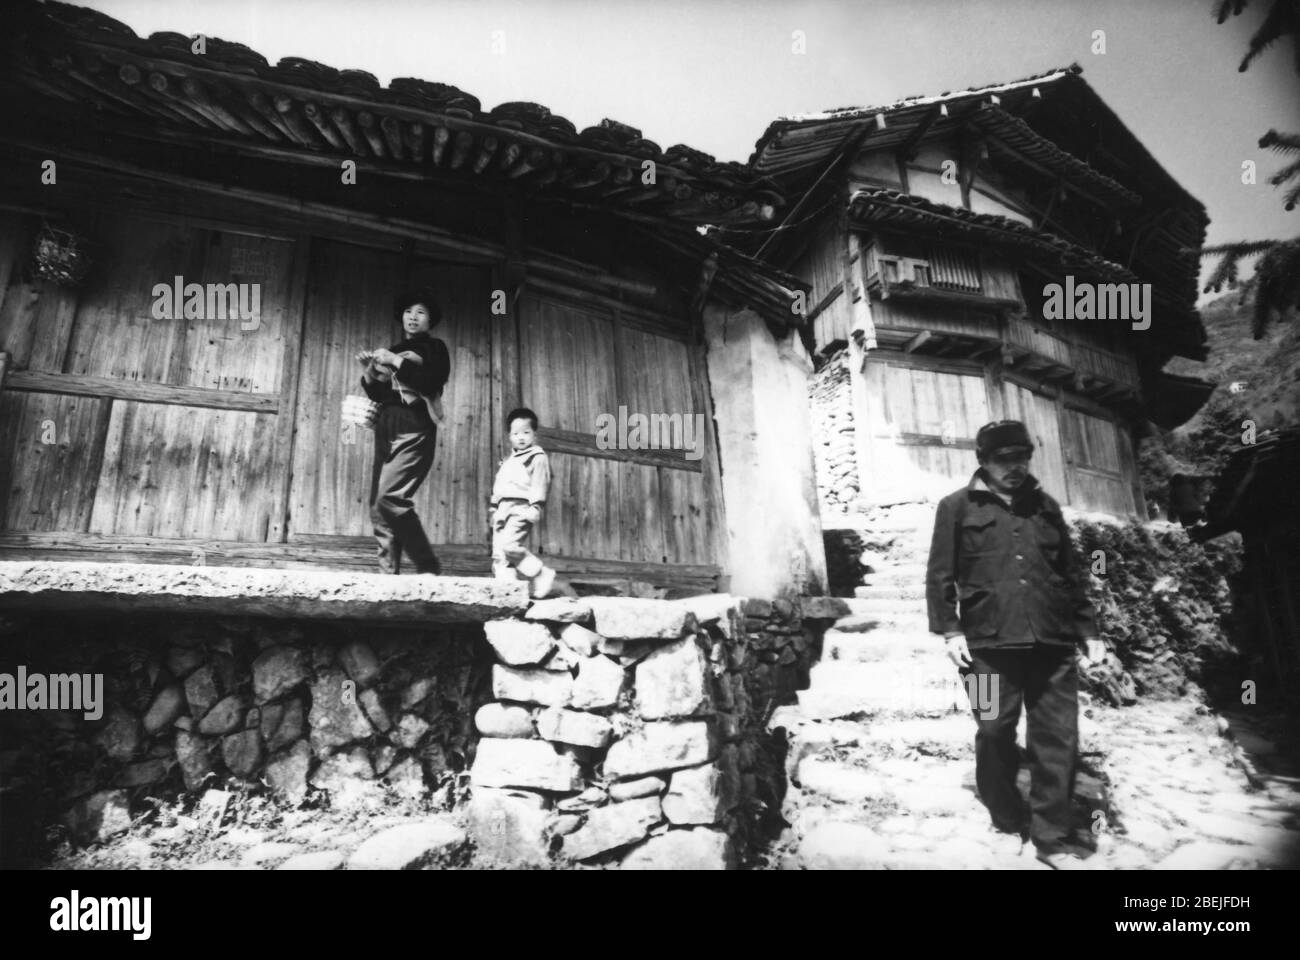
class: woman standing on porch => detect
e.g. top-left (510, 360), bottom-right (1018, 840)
top-left (355, 288), bottom-right (451, 575)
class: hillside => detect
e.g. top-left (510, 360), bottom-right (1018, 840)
top-left (1140, 286), bottom-right (1300, 509)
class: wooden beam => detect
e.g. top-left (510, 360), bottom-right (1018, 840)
top-left (904, 330), bottom-right (932, 353)
top-left (898, 105), bottom-right (942, 162)
top-left (537, 426), bottom-right (703, 473)
top-left (5, 371), bottom-right (278, 413)
top-left (267, 235), bottom-right (312, 543)
top-left (1, 138), bottom-right (661, 301)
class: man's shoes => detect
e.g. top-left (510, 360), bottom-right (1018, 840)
top-left (1035, 840), bottom-right (1092, 870)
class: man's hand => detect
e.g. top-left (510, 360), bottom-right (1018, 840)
top-left (1080, 636), bottom-right (1106, 665)
top-left (371, 348), bottom-right (399, 368)
top-left (356, 349), bottom-right (375, 368)
top-left (943, 631), bottom-right (971, 669)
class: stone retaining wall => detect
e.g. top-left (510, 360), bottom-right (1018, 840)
top-left (468, 594), bottom-right (821, 868)
top-left (0, 612), bottom-right (487, 864)
top-left (810, 350), bottom-right (859, 518)
top-left (0, 594), bottom-right (826, 869)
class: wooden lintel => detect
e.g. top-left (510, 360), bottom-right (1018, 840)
top-left (6, 371), bottom-right (279, 414)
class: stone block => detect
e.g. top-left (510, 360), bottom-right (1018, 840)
top-left (339, 642), bottom-right (380, 687)
top-left (260, 697), bottom-right (305, 754)
top-left (558, 623), bottom-right (603, 657)
top-left (525, 598), bottom-right (593, 624)
top-left (394, 713), bottom-right (430, 749)
top-left (563, 796), bottom-right (663, 861)
top-left (608, 775), bottom-right (667, 801)
top-left (635, 637), bottom-right (713, 720)
top-left (142, 684), bottom-right (185, 735)
top-left (492, 665), bottom-right (572, 707)
top-left (474, 703), bottom-right (536, 738)
top-left (663, 748), bottom-right (740, 824)
top-left (198, 695), bottom-right (246, 736)
top-left (222, 729), bottom-right (264, 779)
top-left (252, 646), bottom-right (308, 704)
top-left (265, 740), bottom-right (311, 801)
top-left (484, 619), bottom-right (556, 666)
top-left (63, 790), bottom-right (131, 846)
top-left (308, 670), bottom-right (372, 752)
top-left (175, 730), bottom-right (215, 792)
top-left (589, 597), bottom-right (699, 641)
top-left (619, 828), bottom-right (735, 870)
top-left (471, 738), bottom-right (583, 792)
top-left (94, 704), bottom-right (140, 762)
top-left (311, 747), bottom-right (381, 809)
top-left (569, 655), bottom-right (626, 710)
top-left (536, 708), bottom-right (613, 749)
top-left (184, 666), bottom-right (220, 718)
top-left (604, 721), bottom-right (717, 780)
top-left (470, 788), bottom-right (552, 866)
top-left (346, 819), bottom-right (466, 870)
top-left (359, 688), bottom-right (392, 732)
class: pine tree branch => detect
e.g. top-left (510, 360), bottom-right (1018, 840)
top-left (1238, 0), bottom-right (1292, 72)
top-left (1214, 0), bottom-right (1250, 26)
top-left (1259, 129), bottom-right (1300, 154)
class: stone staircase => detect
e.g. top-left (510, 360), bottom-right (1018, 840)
top-left (772, 502), bottom-right (1300, 870)
top-left (772, 503), bottom-right (1047, 869)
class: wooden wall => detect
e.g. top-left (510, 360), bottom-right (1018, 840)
top-left (0, 205), bottom-right (726, 584)
top-left (852, 350), bottom-right (1140, 516)
top-left (0, 210), bottom-right (293, 539)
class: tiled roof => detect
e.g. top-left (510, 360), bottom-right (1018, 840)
top-left (6, 1), bottom-right (786, 228)
top-left (848, 188), bottom-right (1138, 283)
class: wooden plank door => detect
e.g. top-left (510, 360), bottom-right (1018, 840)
top-left (859, 359), bottom-right (991, 502)
top-left (1061, 403), bottom-right (1135, 516)
top-left (1003, 380), bottom-right (1069, 505)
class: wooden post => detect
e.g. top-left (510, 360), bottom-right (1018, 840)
top-left (0, 350), bottom-right (9, 395)
top-left (267, 235), bottom-right (313, 543)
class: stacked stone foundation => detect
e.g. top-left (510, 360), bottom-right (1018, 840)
top-left (0, 612), bottom-right (488, 863)
top-left (0, 594), bottom-right (824, 869)
top-left (468, 594), bottom-right (821, 869)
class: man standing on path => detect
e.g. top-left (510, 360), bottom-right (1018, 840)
top-left (926, 419), bottom-right (1107, 869)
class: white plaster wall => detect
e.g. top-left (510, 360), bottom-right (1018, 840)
top-left (703, 305), bottom-right (828, 599)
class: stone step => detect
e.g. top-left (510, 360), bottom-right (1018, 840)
top-left (861, 563), bottom-right (928, 584)
top-left (852, 582), bottom-right (927, 602)
top-left (799, 662), bottom-right (968, 719)
top-left (824, 629), bottom-right (941, 663)
top-left (847, 594), bottom-right (927, 613)
top-left (855, 714), bottom-right (975, 756)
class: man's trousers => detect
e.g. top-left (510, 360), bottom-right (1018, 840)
top-left (959, 643), bottom-right (1079, 851)
top-left (369, 417), bottom-right (438, 575)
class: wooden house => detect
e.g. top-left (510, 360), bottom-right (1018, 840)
top-left (729, 64), bottom-right (1216, 517)
top-left (0, 1), bottom-right (826, 599)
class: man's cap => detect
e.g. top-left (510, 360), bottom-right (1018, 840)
top-left (976, 420), bottom-right (1034, 456)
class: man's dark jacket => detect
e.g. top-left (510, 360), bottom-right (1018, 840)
top-left (926, 469), bottom-right (1098, 649)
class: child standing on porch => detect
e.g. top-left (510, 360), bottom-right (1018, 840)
top-left (356, 288), bottom-right (450, 576)
top-left (488, 407), bottom-right (557, 598)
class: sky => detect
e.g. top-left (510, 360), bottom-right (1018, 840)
top-left (78, 0), bottom-right (1300, 298)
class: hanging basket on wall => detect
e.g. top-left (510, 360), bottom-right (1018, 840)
top-left (32, 221), bottom-right (94, 287)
